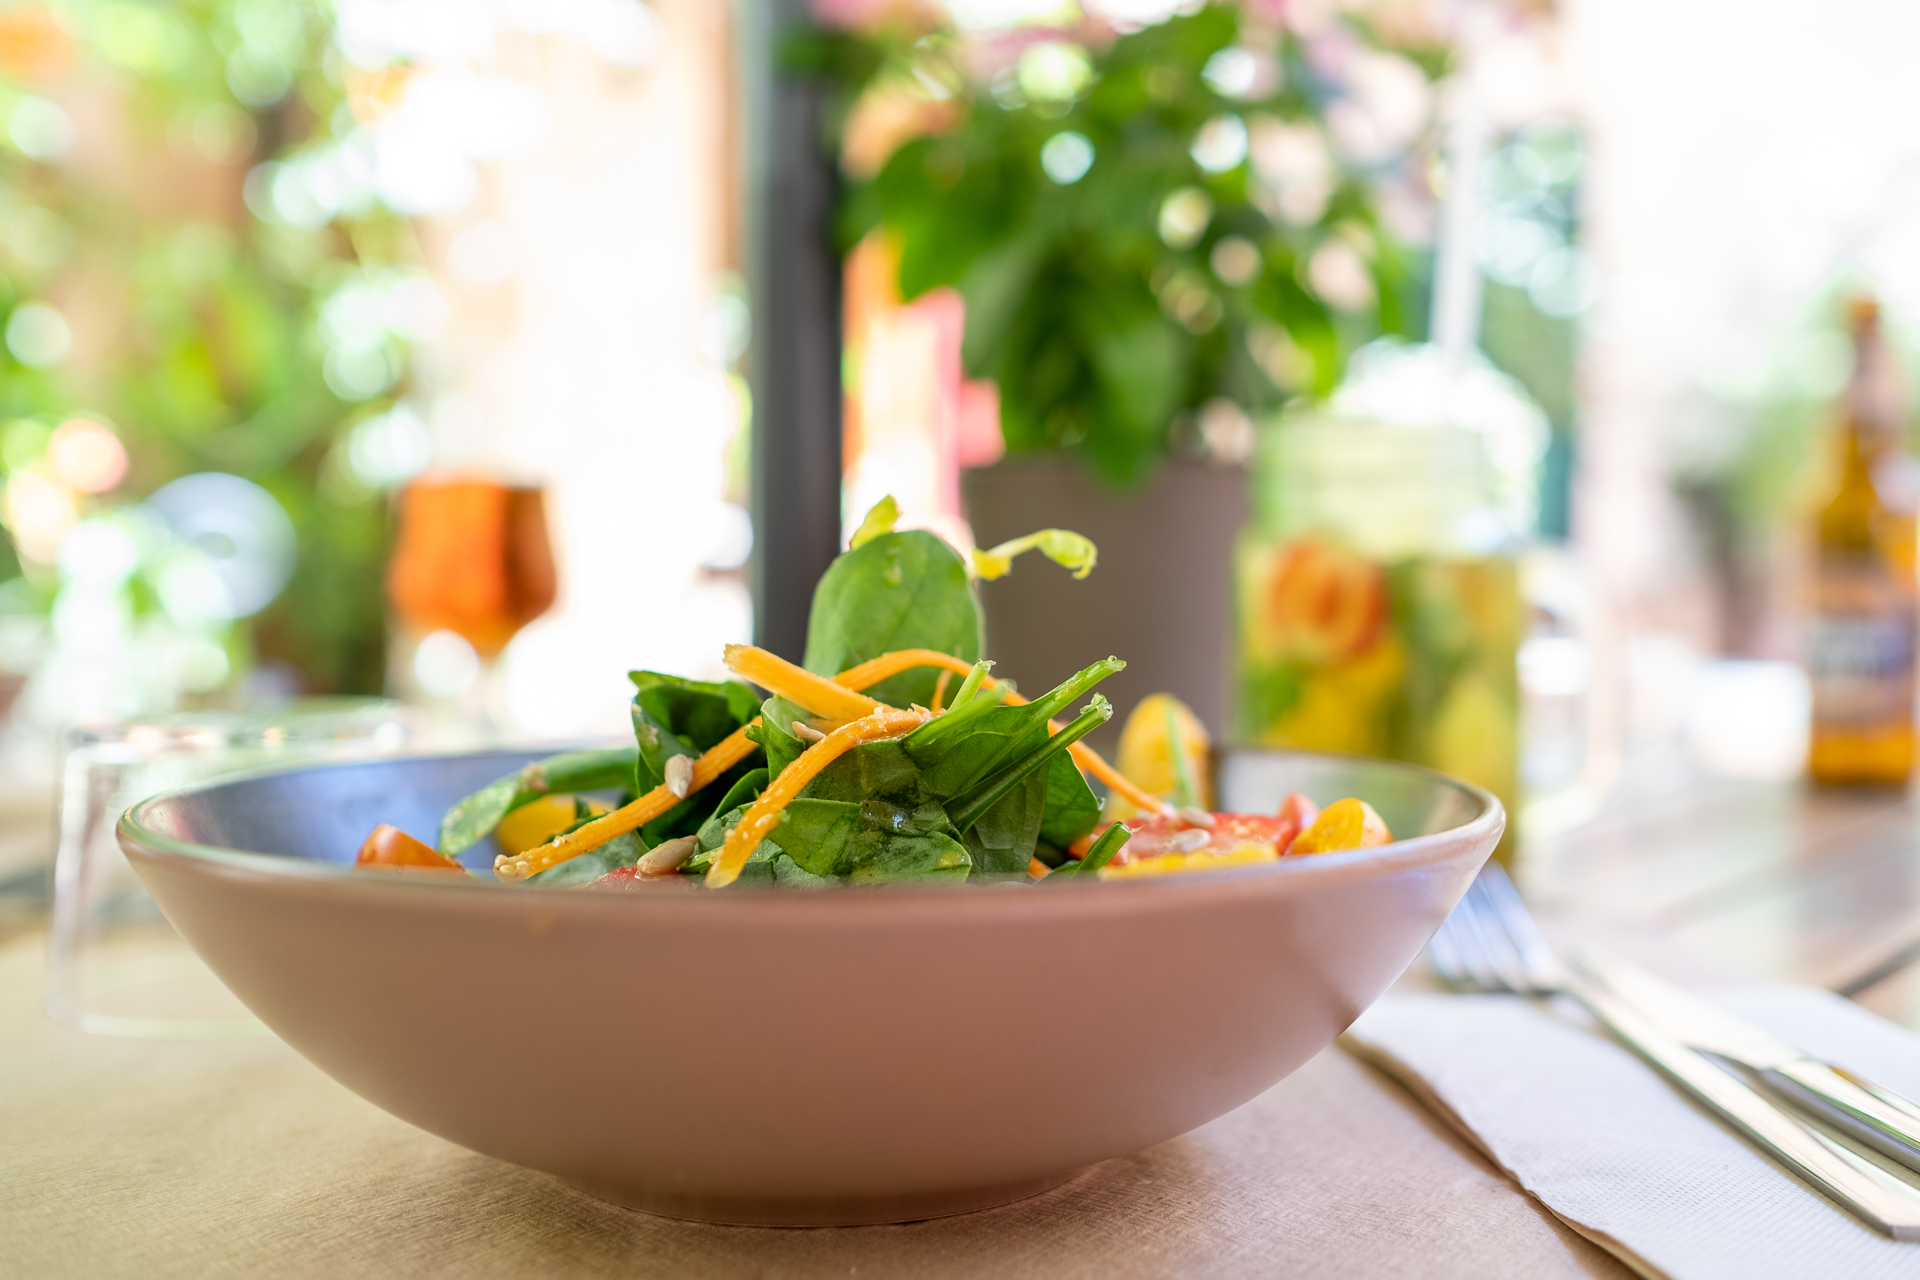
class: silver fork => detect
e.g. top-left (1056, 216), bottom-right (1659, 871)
top-left (1428, 863), bottom-right (1920, 1240)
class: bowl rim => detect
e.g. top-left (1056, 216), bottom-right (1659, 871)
top-left (117, 745), bottom-right (1505, 905)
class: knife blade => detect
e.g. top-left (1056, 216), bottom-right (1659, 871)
top-left (1570, 973), bottom-right (1920, 1239)
top-left (1578, 947), bottom-right (1920, 1174)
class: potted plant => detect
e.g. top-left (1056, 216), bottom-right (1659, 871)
top-left (800, 2), bottom-right (1446, 743)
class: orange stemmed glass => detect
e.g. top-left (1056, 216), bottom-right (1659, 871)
top-left (387, 477), bottom-right (558, 659)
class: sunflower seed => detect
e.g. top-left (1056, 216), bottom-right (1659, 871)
top-left (664, 754), bottom-right (694, 798)
top-left (1177, 806), bottom-right (1216, 828)
top-left (791, 720), bottom-right (826, 743)
top-left (1166, 828), bottom-right (1212, 854)
top-left (638, 834), bottom-right (699, 877)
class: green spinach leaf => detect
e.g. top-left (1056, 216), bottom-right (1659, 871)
top-left (774, 795), bottom-right (970, 882)
top-left (1045, 822), bottom-right (1131, 880)
top-left (758, 697), bottom-right (810, 776)
top-left (949, 693), bottom-right (1111, 833)
top-left (437, 746), bottom-right (638, 855)
top-left (802, 739), bottom-right (931, 806)
top-left (802, 529), bottom-right (981, 708)
top-left (1037, 751), bottom-right (1103, 848)
top-left (906, 657), bottom-right (1122, 798)
top-left (629, 671), bottom-right (764, 843)
top-left (527, 830), bottom-right (644, 886)
top-left (960, 768), bottom-right (1046, 876)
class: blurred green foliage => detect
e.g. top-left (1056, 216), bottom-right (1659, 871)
top-left (799, 5), bottom-right (1445, 487)
top-left (0, 0), bottom-right (414, 696)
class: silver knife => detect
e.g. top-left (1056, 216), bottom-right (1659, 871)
top-left (1570, 973), bottom-right (1920, 1239)
top-left (1579, 947), bottom-right (1920, 1174)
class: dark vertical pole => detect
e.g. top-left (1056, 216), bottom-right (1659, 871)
top-left (742, 0), bottom-right (843, 660)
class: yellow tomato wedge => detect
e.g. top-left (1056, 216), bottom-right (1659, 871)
top-left (1099, 843), bottom-right (1278, 879)
top-left (496, 794), bottom-right (608, 856)
top-left (1291, 797), bottom-right (1392, 855)
top-left (1107, 693), bottom-right (1211, 821)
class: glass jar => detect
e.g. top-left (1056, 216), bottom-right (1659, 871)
top-left (1236, 342), bottom-right (1546, 861)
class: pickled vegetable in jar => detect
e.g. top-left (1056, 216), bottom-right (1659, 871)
top-left (1236, 342), bottom-right (1546, 863)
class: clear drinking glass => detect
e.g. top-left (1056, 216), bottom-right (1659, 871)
top-left (46, 698), bottom-right (411, 1038)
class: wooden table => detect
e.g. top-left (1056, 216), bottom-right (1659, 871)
top-left (1519, 749), bottom-right (1920, 1024)
top-left (5, 757), bottom-right (1918, 1278)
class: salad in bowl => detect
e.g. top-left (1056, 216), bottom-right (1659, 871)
top-left (356, 498), bottom-right (1396, 891)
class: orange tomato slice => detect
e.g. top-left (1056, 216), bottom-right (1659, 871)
top-left (356, 824), bottom-right (466, 873)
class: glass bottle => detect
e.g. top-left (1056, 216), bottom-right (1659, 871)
top-left (1806, 299), bottom-right (1918, 786)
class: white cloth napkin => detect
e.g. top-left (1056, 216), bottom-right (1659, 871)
top-left (1344, 986), bottom-right (1920, 1280)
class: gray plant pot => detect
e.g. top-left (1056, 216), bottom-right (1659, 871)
top-left (962, 456), bottom-right (1248, 755)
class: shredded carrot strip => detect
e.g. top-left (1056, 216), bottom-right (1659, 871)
top-left (495, 724), bottom-right (760, 881)
top-left (1067, 744), bottom-right (1174, 818)
top-left (707, 706), bottom-right (927, 889)
top-left (930, 668), bottom-right (952, 714)
top-left (725, 644), bottom-right (881, 725)
top-left (505, 645), bottom-right (1170, 885)
top-left (1027, 856), bottom-right (1050, 879)
top-left (829, 648), bottom-right (1175, 817)
top-left (830, 647), bottom-right (967, 692)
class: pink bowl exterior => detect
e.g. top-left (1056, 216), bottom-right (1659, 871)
top-left (119, 753), bottom-right (1500, 1224)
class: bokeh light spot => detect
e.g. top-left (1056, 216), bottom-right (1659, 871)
top-left (3, 469), bottom-right (76, 562)
top-left (192, 103), bottom-right (258, 165)
top-left (7, 206), bottom-right (72, 269)
top-left (1040, 130), bottom-right (1094, 184)
top-left (6, 302), bottom-right (71, 366)
top-left (8, 95), bottom-right (73, 160)
top-left (1158, 187), bottom-right (1213, 249)
top-left (1191, 113), bottom-right (1249, 173)
top-left (47, 419), bottom-right (128, 493)
top-left (1209, 235), bottom-right (1262, 286)
top-left (1202, 47), bottom-right (1260, 98)
top-left (1017, 42), bottom-right (1092, 103)
top-left (324, 344), bottom-right (398, 400)
top-left (415, 628), bottom-right (481, 698)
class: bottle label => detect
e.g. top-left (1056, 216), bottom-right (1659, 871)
top-left (1809, 604), bottom-right (1916, 726)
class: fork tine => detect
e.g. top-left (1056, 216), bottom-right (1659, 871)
top-left (1427, 913), bottom-right (1471, 989)
top-left (1451, 880), bottom-right (1522, 993)
top-left (1461, 875), bottom-right (1538, 994)
top-left (1476, 862), bottom-right (1563, 987)
top-left (1444, 886), bottom-right (1511, 992)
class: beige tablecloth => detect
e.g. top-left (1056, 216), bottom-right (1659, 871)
top-left (0, 935), bottom-right (1624, 1279)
